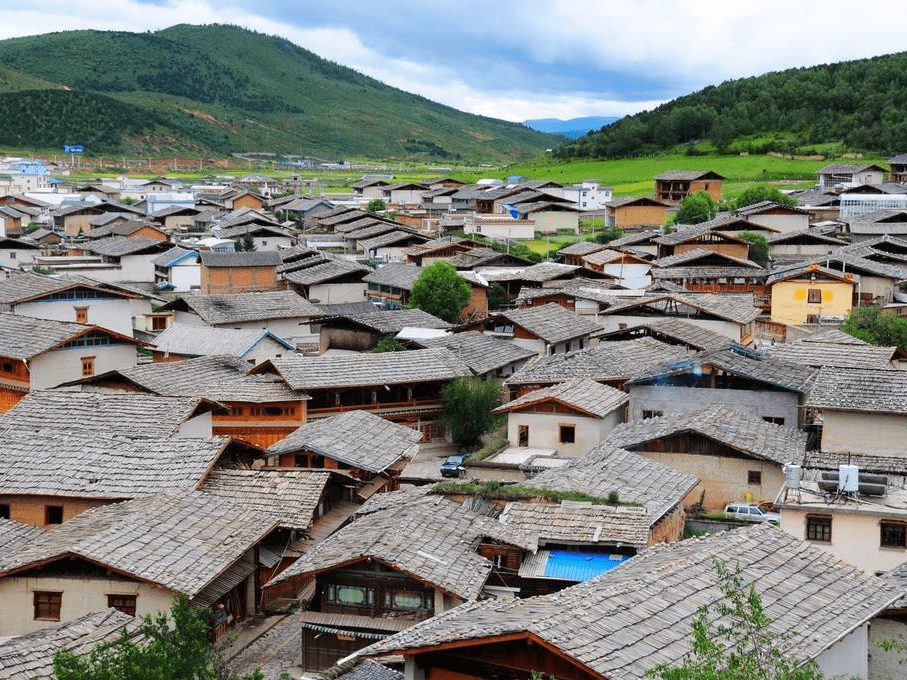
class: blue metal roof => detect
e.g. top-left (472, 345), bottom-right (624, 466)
top-left (544, 550), bottom-right (630, 581)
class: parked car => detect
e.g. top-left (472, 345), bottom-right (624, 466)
top-left (724, 502), bottom-right (780, 524)
top-left (440, 452), bottom-right (469, 478)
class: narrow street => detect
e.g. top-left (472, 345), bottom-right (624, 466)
top-left (229, 612), bottom-right (305, 680)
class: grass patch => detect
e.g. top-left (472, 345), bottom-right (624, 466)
top-left (431, 480), bottom-right (641, 506)
top-left (470, 438), bottom-right (508, 462)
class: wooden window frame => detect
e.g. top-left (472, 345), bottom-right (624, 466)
top-left (107, 593), bottom-right (137, 616)
top-left (558, 423), bottom-right (576, 444)
top-left (642, 410), bottom-right (663, 420)
top-left (807, 288), bottom-right (822, 304)
top-left (74, 306), bottom-right (88, 324)
top-left (45, 505), bottom-right (64, 525)
top-left (81, 356), bottom-right (95, 378)
top-left (34, 591), bottom-right (62, 621)
top-left (806, 514), bottom-right (832, 542)
top-left (747, 470), bottom-right (762, 485)
top-left (881, 521), bottom-right (907, 549)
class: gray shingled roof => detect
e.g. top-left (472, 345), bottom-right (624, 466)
top-left (82, 235), bottom-right (168, 257)
top-left (763, 340), bottom-right (900, 369)
top-left (0, 608), bottom-right (145, 680)
top-left (1, 391), bottom-right (216, 438)
top-left (358, 524), bottom-right (901, 678)
top-left (0, 430), bottom-right (226, 498)
top-left (0, 271), bottom-right (144, 305)
top-left (414, 331), bottom-right (536, 375)
top-left (807, 366), bottom-right (907, 414)
top-left (628, 345), bottom-right (816, 394)
top-left (281, 257), bottom-right (372, 286)
top-left (162, 291), bottom-right (322, 324)
top-left (493, 378), bottom-right (628, 418)
top-left (506, 338), bottom-right (688, 386)
top-left (499, 502), bottom-right (650, 548)
top-left (601, 293), bottom-right (762, 325)
top-left (653, 247), bottom-right (762, 270)
top-left (529, 443), bottom-right (699, 522)
top-left (361, 262), bottom-right (421, 290)
top-left (497, 302), bottom-right (601, 345)
top-left (0, 312), bottom-right (129, 361)
top-left (151, 323), bottom-right (293, 358)
top-left (266, 495), bottom-right (530, 600)
top-left (336, 308), bottom-right (451, 333)
top-left (605, 405), bottom-right (807, 465)
top-left (265, 347), bottom-right (471, 390)
top-left (0, 491), bottom-right (277, 600)
top-left (200, 469), bottom-right (332, 531)
top-left (596, 318), bottom-right (730, 351)
top-left (268, 410), bottom-right (421, 473)
top-left (0, 517), bottom-right (44, 556)
top-left (199, 250), bottom-right (282, 267)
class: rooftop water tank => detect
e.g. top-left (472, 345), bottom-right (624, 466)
top-left (839, 464), bottom-right (859, 492)
top-left (783, 464), bottom-right (802, 489)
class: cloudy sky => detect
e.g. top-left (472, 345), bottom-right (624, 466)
top-left (2, 1), bottom-right (907, 123)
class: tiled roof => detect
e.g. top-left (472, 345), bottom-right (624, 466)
top-left (655, 170), bottom-right (725, 180)
top-left (358, 230), bottom-right (426, 251)
top-left (0, 491), bottom-right (277, 600)
top-left (199, 250), bottom-right (282, 267)
top-left (358, 524), bottom-right (901, 677)
top-left (0, 608), bottom-right (145, 680)
top-left (497, 302), bottom-right (601, 344)
top-left (493, 378), bottom-right (628, 418)
top-left (266, 347), bottom-right (472, 390)
top-left (600, 293), bottom-right (762, 324)
top-left (763, 340), bottom-right (900, 369)
top-left (499, 501), bottom-right (650, 548)
top-left (200, 469), bottom-right (332, 531)
top-left (151, 323), bottom-right (293, 357)
top-left (558, 241), bottom-right (608, 256)
top-left (807, 366), bottom-right (907, 414)
top-left (652, 247), bottom-right (762, 270)
top-left (163, 291), bottom-right (322, 324)
top-left (482, 261), bottom-right (580, 283)
top-left (528, 443), bottom-right (699, 522)
top-left (736, 200), bottom-right (810, 215)
top-left (82, 235), bottom-right (167, 256)
top-left (361, 262), bottom-right (421, 290)
top-left (336, 309), bottom-right (451, 333)
top-left (414, 331), bottom-right (536, 375)
top-left (0, 430), bottom-right (225, 498)
top-left (266, 495), bottom-right (529, 600)
top-left (152, 245), bottom-right (198, 267)
top-left (0, 312), bottom-right (112, 361)
top-left (0, 517), bottom-right (44, 555)
top-left (281, 257), bottom-right (372, 286)
top-left (628, 345), bottom-right (816, 394)
top-left (1, 391), bottom-right (215, 438)
top-left (268, 410), bottom-right (421, 473)
top-left (605, 405), bottom-right (807, 465)
top-left (505, 337), bottom-right (688, 386)
top-left (596, 318), bottom-right (730, 351)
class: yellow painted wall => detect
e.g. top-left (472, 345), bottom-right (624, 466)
top-left (770, 279), bottom-right (852, 324)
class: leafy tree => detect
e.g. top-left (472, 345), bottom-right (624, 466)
top-left (738, 231), bottom-right (769, 267)
top-left (441, 376), bottom-right (502, 449)
top-left (53, 594), bottom-right (263, 680)
top-left (734, 185), bottom-right (797, 210)
top-left (366, 198), bottom-right (386, 213)
top-left (241, 232), bottom-right (255, 252)
top-left (594, 226), bottom-right (625, 244)
top-left (675, 191), bottom-right (719, 225)
top-left (647, 559), bottom-right (824, 680)
top-left (841, 306), bottom-right (907, 350)
top-left (487, 282), bottom-right (509, 311)
top-left (373, 334), bottom-right (406, 352)
top-left (409, 261), bottom-right (472, 324)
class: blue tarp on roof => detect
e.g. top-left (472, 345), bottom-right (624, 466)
top-left (544, 550), bottom-right (630, 581)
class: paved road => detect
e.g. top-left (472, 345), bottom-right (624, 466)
top-left (229, 612), bottom-right (305, 680)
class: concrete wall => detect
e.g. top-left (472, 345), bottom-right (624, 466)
top-left (628, 384), bottom-right (801, 427)
top-left (780, 507), bottom-right (907, 574)
top-left (770, 280), bottom-right (853, 324)
top-left (16, 297), bottom-right (151, 336)
top-left (171, 262), bottom-right (201, 292)
top-left (175, 411), bottom-right (213, 439)
top-left (611, 204), bottom-right (666, 228)
top-left (0, 575), bottom-right (174, 636)
top-left (308, 282), bottom-right (367, 305)
top-left (746, 213), bottom-right (810, 234)
top-left (869, 617), bottom-right (907, 680)
top-left (0, 494), bottom-right (114, 527)
top-left (817, 624), bottom-right (868, 680)
top-left (506, 410), bottom-right (622, 458)
top-left (531, 210), bottom-right (579, 235)
top-left (821, 410), bottom-right (907, 457)
top-left (30, 344), bottom-right (137, 389)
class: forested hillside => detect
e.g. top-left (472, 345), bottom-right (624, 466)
top-left (0, 24), bottom-right (555, 161)
top-left (556, 52), bottom-right (907, 160)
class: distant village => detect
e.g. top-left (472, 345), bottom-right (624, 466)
top-left (3, 154), bottom-right (907, 679)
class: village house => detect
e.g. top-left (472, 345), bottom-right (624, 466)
top-left (0, 313), bottom-right (140, 410)
top-left (405, 236), bottom-right (490, 267)
top-left (604, 196), bottom-right (668, 229)
top-left (470, 301), bottom-right (601, 357)
top-left (654, 224), bottom-right (750, 259)
top-left (0, 491), bottom-right (277, 639)
top-left (214, 222), bottom-right (296, 252)
top-left (763, 330), bottom-right (907, 370)
top-left (410, 331), bottom-right (536, 379)
top-left (625, 344), bottom-right (816, 427)
top-left (817, 163), bottom-right (888, 190)
top-left (581, 248), bottom-right (652, 288)
top-left (513, 277), bottom-right (621, 315)
top-left (279, 252), bottom-right (372, 305)
top-left (654, 170), bottom-right (724, 204)
top-left (149, 323), bottom-right (295, 364)
top-left (62, 235), bottom-right (172, 285)
top-left (252, 347), bottom-right (471, 440)
top-left (267, 409), bottom-right (422, 501)
top-left (605, 404), bottom-right (807, 511)
top-left (152, 245), bottom-right (201, 292)
top-left (849, 209), bottom-right (907, 242)
top-left (493, 378), bottom-right (628, 457)
top-left (0, 236), bottom-right (40, 268)
top-left (735, 200), bottom-right (812, 233)
top-left (649, 248), bottom-right (768, 300)
top-left (594, 317), bottom-right (730, 353)
top-left (767, 227), bottom-right (848, 264)
top-left (199, 250), bottom-right (282, 295)
top-left (316, 308), bottom-right (451, 353)
top-left (767, 264), bottom-right (857, 324)
top-left (355, 524), bottom-right (900, 680)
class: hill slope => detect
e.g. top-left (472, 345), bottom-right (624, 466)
top-left (556, 51), bottom-right (907, 160)
top-left (0, 24), bottom-right (556, 161)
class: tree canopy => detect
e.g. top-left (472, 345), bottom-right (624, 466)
top-left (738, 231), bottom-right (769, 267)
top-left (441, 376), bottom-right (502, 449)
top-left (733, 185), bottom-right (798, 211)
top-left (840, 305), bottom-right (907, 350)
top-left (675, 192), bottom-right (719, 225)
top-left (53, 595), bottom-right (263, 680)
top-left (409, 261), bottom-right (472, 324)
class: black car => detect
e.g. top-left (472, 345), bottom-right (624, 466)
top-left (439, 452), bottom-right (469, 478)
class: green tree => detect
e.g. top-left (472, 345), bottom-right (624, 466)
top-left (441, 376), bottom-right (502, 449)
top-left (647, 559), bottom-right (824, 680)
top-left (241, 232), bottom-right (255, 252)
top-left (366, 198), bottom-right (386, 213)
top-left (373, 334), bottom-right (406, 352)
top-left (841, 306), bottom-right (907, 350)
top-left (53, 595), bottom-right (263, 680)
top-left (409, 261), bottom-right (472, 323)
top-left (734, 185), bottom-right (797, 211)
top-left (738, 231), bottom-right (769, 267)
top-left (675, 191), bottom-right (719, 225)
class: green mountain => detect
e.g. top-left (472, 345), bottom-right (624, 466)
top-left (0, 24), bottom-right (556, 161)
top-left (555, 51), bottom-right (907, 160)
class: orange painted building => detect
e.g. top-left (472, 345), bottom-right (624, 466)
top-left (199, 250), bottom-right (281, 295)
top-left (654, 170), bottom-right (725, 204)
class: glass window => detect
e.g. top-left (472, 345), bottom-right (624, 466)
top-left (34, 591), bottom-right (62, 620)
top-left (881, 522), bottom-right (907, 549)
top-left (807, 288), bottom-right (822, 304)
top-left (107, 594), bottom-right (137, 616)
top-left (806, 515), bottom-right (831, 542)
top-left (559, 424), bottom-right (576, 444)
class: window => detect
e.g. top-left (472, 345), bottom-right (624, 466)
top-left (806, 515), bottom-right (832, 542)
top-left (642, 410), bottom-right (663, 420)
top-left (107, 594), bottom-right (137, 616)
top-left (34, 591), bottom-right (62, 620)
top-left (807, 288), bottom-right (822, 304)
top-left (762, 416), bottom-right (785, 426)
top-left (559, 424), bottom-right (576, 444)
top-left (0, 503), bottom-right (8, 519)
top-left (74, 306), bottom-right (88, 324)
top-left (150, 316), bottom-right (168, 331)
top-left (517, 425), bottom-right (529, 447)
top-left (81, 356), bottom-right (95, 377)
top-left (45, 505), bottom-right (64, 525)
top-left (881, 521), bottom-right (907, 549)
top-left (748, 470), bottom-right (762, 485)
top-left (326, 584), bottom-right (373, 607)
